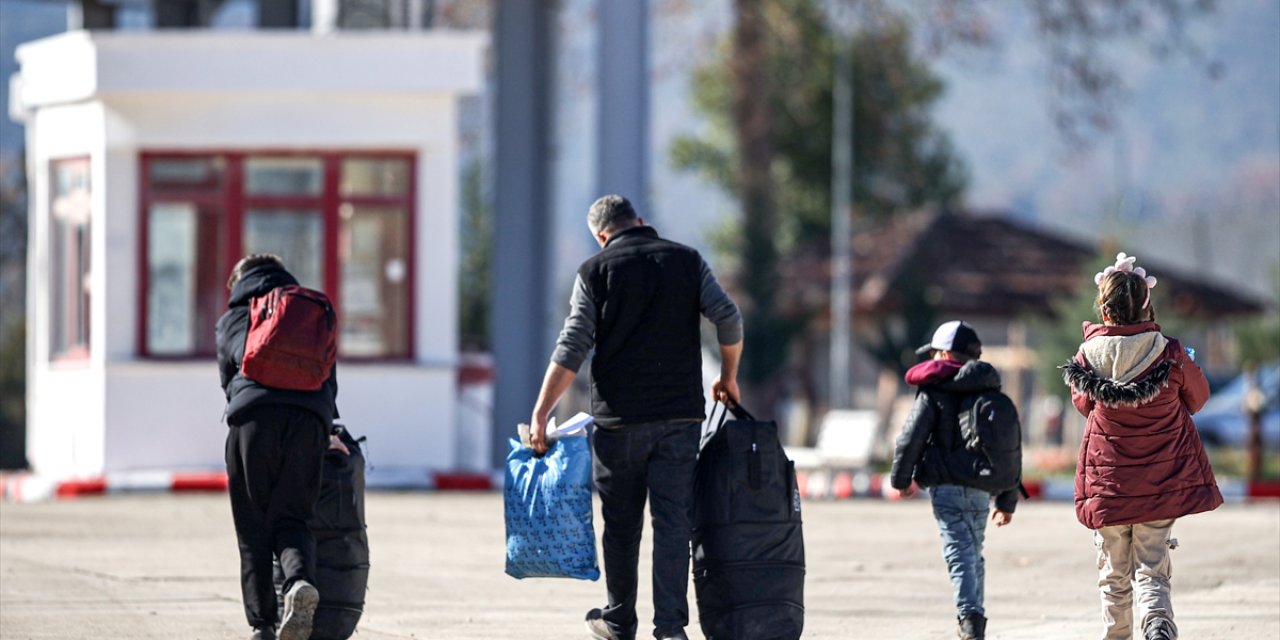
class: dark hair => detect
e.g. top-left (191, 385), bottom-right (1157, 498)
top-left (227, 254), bottom-right (284, 290)
top-left (587, 194), bottom-right (638, 234)
top-left (1096, 269), bottom-right (1156, 325)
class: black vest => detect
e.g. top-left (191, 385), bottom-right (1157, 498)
top-left (579, 226), bottom-right (705, 426)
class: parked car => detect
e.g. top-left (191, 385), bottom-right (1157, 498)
top-left (1193, 362), bottom-right (1280, 448)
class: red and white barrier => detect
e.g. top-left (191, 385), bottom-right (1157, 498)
top-left (4, 469), bottom-right (1276, 503)
top-left (791, 470), bottom-right (1279, 503)
top-left (0, 471), bottom-right (228, 503)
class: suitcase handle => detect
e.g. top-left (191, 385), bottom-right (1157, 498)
top-left (703, 400), bottom-right (759, 439)
top-left (727, 401), bottom-right (757, 422)
top-left (708, 402), bottom-right (763, 490)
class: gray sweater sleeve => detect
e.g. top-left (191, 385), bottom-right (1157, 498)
top-left (699, 258), bottom-right (743, 345)
top-left (550, 274), bottom-right (596, 372)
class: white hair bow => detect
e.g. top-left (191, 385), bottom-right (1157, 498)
top-left (1094, 252), bottom-right (1158, 308)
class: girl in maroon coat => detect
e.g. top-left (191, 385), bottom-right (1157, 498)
top-left (1061, 253), bottom-right (1222, 640)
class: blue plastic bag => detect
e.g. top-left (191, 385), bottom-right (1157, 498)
top-left (504, 436), bottom-right (600, 580)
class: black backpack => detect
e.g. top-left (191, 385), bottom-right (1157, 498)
top-left (949, 390), bottom-right (1023, 494)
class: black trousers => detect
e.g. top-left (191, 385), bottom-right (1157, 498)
top-left (592, 421), bottom-right (700, 640)
top-left (226, 404), bottom-right (328, 629)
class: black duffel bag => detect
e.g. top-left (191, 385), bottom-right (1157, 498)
top-left (693, 403), bottom-right (805, 640)
top-left (275, 424), bottom-right (369, 640)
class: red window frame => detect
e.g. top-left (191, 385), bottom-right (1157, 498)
top-left (138, 150), bottom-right (417, 361)
top-left (49, 157), bottom-right (92, 363)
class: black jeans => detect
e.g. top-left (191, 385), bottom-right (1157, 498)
top-left (225, 404), bottom-right (328, 629)
top-left (592, 420), bottom-right (700, 640)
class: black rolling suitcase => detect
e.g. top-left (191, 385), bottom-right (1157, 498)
top-left (275, 424), bottom-right (370, 640)
top-left (692, 403), bottom-right (805, 640)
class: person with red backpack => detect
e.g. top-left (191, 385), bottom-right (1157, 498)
top-left (890, 320), bottom-right (1022, 640)
top-left (216, 254), bottom-right (339, 640)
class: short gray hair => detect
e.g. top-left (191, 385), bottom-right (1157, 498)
top-left (587, 194), bottom-right (638, 234)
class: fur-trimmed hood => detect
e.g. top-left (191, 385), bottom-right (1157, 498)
top-left (1061, 321), bottom-right (1176, 408)
top-left (1077, 321), bottom-right (1168, 383)
top-left (1061, 358), bottom-right (1172, 408)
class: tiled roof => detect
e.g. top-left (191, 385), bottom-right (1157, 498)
top-left (788, 210), bottom-right (1267, 320)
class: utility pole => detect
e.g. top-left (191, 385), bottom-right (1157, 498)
top-left (829, 11), bottom-right (854, 411)
top-left (597, 0), bottom-right (650, 217)
top-left (490, 0), bottom-right (552, 467)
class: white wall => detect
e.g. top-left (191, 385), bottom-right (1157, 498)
top-left (24, 100), bottom-right (108, 478)
top-left (103, 363), bottom-right (226, 471)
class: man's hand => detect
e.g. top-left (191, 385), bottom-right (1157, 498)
top-left (711, 376), bottom-right (740, 406)
top-left (896, 481), bottom-right (919, 499)
top-left (328, 434), bottom-right (350, 455)
top-left (529, 362), bottom-right (577, 457)
top-left (992, 510), bottom-right (1013, 527)
top-left (529, 413), bottom-right (551, 456)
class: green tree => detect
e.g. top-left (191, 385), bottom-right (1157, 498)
top-left (1234, 263), bottom-right (1280, 369)
top-left (0, 151), bottom-right (27, 470)
top-left (458, 160), bottom-right (491, 351)
top-left (671, 0), bottom-right (967, 392)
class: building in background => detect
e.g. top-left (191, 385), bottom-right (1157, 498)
top-left (9, 0), bottom-right (486, 484)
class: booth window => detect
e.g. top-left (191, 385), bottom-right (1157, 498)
top-left (50, 158), bottom-right (91, 361)
top-left (140, 152), bottom-right (415, 359)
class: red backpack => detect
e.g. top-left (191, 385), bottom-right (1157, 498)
top-left (241, 285), bottom-right (337, 391)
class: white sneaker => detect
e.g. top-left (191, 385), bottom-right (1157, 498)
top-left (584, 608), bottom-right (620, 640)
top-left (279, 580), bottom-right (319, 640)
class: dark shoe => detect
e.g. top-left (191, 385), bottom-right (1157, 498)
top-left (249, 627), bottom-right (276, 640)
top-left (656, 631), bottom-right (689, 640)
top-left (1144, 617), bottom-right (1177, 640)
top-left (585, 608), bottom-right (621, 640)
top-left (958, 613), bottom-right (987, 640)
top-left (279, 580), bottom-right (319, 640)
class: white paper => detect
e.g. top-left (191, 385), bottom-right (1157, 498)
top-left (548, 412), bottom-right (594, 439)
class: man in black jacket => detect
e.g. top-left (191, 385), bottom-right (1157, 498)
top-left (890, 321), bottom-right (1018, 640)
top-left (529, 195), bottom-right (743, 640)
top-left (216, 254), bottom-right (338, 640)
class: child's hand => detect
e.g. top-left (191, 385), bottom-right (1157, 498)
top-left (992, 510), bottom-right (1013, 527)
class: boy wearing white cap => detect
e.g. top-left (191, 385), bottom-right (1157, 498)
top-left (890, 320), bottom-right (1022, 640)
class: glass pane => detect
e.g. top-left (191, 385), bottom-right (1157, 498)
top-left (149, 157), bottom-right (224, 193)
top-left (146, 202), bottom-right (226, 356)
top-left (53, 158), bottom-right (90, 199)
top-left (246, 157), bottom-right (323, 196)
top-left (50, 159), bottom-right (91, 358)
top-left (339, 204), bottom-right (409, 357)
top-left (76, 224), bottom-right (91, 348)
top-left (244, 209), bottom-right (324, 290)
top-left (50, 215), bottom-right (68, 354)
top-left (147, 204), bottom-right (198, 355)
top-left (340, 158), bottom-right (409, 198)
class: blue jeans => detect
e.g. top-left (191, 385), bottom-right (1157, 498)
top-left (591, 421), bottom-right (700, 640)
top-left (930, 484), bottom-right (991, 618)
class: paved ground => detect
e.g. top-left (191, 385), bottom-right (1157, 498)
top-left (1, 492), bottom-right (1277, 640)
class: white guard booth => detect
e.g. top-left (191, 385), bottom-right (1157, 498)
top-left (10, 30), bottom-right (487, 486)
